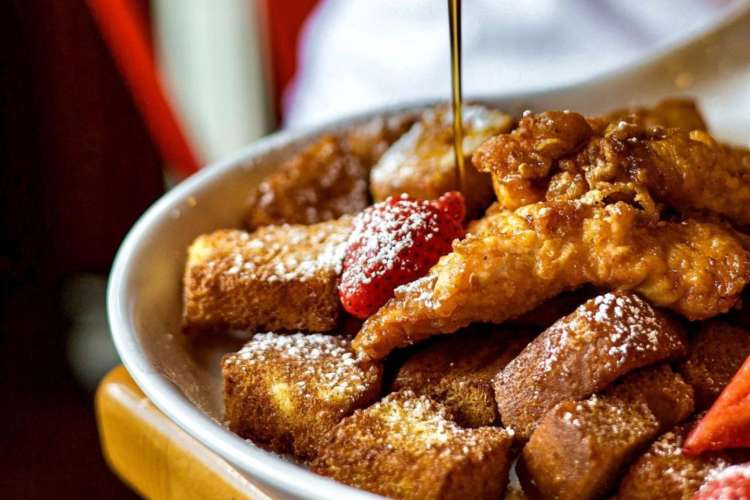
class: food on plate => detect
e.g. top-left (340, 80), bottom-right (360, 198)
top-left (684, 352), bottom-right (750, 455)
top-left (338, 191), bottom-right (465, 319)
top-left (474, 106), bottom-right (750, 227)
top-left (353, 201), bottom-right (748, 359)
top-left (618, 421), bottom-right (750, 500)
top-left (310, 390), bottom-right (514, 500)
top-left (174, 99), bottom-right (750, 498)
top-left (182, 217), bottom-right (351, 334)
top-left (679, 321), bottom-right (750, 410)
top-left (245, 136), bottom-right (369, 230)
top-left (222, 332), bottom-right (382, 458)
top-left (602, 98), bottom-right (708, 132)
top-left (392, 324), bottom-right (533, 427)
top-left (495, 292), bottom-right (687, 439)
top-left (519, 365), bottom-right (693, 500)
top-left (370, 104), bottom-right (512, 216)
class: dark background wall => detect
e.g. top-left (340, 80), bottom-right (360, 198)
top-left (0, 1), bottom-right (160, 497)
top-left (0, 0), bottom-right (319, 497)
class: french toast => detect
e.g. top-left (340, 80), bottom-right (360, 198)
top-left (392, 325), bottom-right (534, 427)
top-left (183, 217), bottom-right (351, 334)
top-left (679, 321), bottom-right (750, 410)
top-left (222, 332), bottom-right (382, 459)
top-left (519, 365), bottom-right (694, 500)
top-left (310, 390), bottom-right (514, 500)
top-left (495, 292), bottom-right (687, 439)
top-left (369, 105), bottom-right (512, 217)
top-left (245, 136), bottom-right (369, 230)
top-left (618, 421), bottom-right (750, 500)
top-left (342, 111), bottom-right (419, 167)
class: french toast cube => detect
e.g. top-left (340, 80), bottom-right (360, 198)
top-left (183, 217), bottom-right (352, 334)
top-left (604, 365), bottom-right (695, 431)
top-left (370, 105), bottom-right (512, 217)
top-left (222, 332), bottom-right (382, 459)
top-left (618, 419), bottom-right (750, 500)
top-left (393, 325), bottom-right (534, 427)
top-left (311, 390), bottom-right (514, 500)
top-left (245, 136), bottom-right (369, 230)
top-left (494, 292), bottom-right (687, 439)
top-left (679, 321), bottom-right (750, 410)
top-left (519, 365), bottom-right (694, 500)
top-left (342, 111), bottom-right (419, 167)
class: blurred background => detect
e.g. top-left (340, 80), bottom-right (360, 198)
top-left (1, 0), bottom-right (747, 497)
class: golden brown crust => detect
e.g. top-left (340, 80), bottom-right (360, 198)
top-left (604, 365), bottom-right (695, 430)
top-left (245, 136), bottom-right (369, 230)
top-left (222, 332), bottom-right (382, 459)
top-left (519, 366), bottom-right (693, 500)
top-left (393, 325), bottom-right (534, 427)
top-left (618, 421), bottom-right (750, 500)
top-left (473, 110), bottom-right (592, 210)
top-left (679, 321), bottom-right (750, 410)
top-left (183, 217), bottom-right (352, 334)
top-left (370, 105), bottom-right (512, 217)
top-left (342, 111), bottom-right (420, 167)
top-left (310, 390), bottom-right (514, 500)
top-left (353, 201), bottom-right (749, 359)
top-left (474, 103), bottom-right (750, 227)
top-left (495, 292), bottom-right (687, 439)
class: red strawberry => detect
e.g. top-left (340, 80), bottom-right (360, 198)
top-left (684, 353), bottom-right (750, 455)
top-left (693, 464), bottom-right (750, 500)
top-left (338, 192), bottom-right (466, 319)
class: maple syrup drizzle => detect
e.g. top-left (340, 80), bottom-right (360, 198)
top-left (448, 0), bottom-right (466, 193)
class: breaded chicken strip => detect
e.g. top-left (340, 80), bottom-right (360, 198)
top-left (353, 201), bottom-right (749, 359)
top-left (474, 109), bottom-right (750, 226)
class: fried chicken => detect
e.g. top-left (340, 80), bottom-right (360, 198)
top-left (352, 201), bottom-right (749, 359)
top-left (473, 107), bottom-right (750, 227)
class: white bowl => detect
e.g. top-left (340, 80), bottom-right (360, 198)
top-left (107, 14), bottom-right (750, 494)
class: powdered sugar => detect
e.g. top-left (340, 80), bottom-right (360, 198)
top-left (231, 332), bottom-right (379, 400)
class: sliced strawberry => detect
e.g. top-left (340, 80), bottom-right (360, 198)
top-left (338, 192), bottom-right (466, 319)
top-left (693, 464), bottom-right (750, 500)
top-left (684, 353), bottom-right (750, 455)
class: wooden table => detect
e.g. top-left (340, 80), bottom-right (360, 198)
top-left (96, 366), bottom-right (273, 499)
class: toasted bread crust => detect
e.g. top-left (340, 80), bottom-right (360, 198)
top-left (679, 321), bottom-right (750, 410)
top-left (520, 366), bottom-right (693, 500)
top-left (619, 421), bottom-right (750, 500)
top-left (370, 105), bottom-right (511, 217)
top-left (495, 292), bottom-right (687, 439)
top-left (222, 332), bottom-right (382, 459)
top-left (183, 218), bottom-right (351, 334)
top-left (393, 325), bottom-right (534, 427)
top-left (245, 136), bottom-right (369, 230)
top-left (311, 390), bottom-right (514, 500)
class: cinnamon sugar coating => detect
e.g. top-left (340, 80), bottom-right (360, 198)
top-left (679, 321), bottom-right (750, 410)
top-left (370, 105), bottom-right (511, 217)
top-left (520, 365), bottom-right (693, 500)
top-left (222, 332), bottom-right (382, 459)
top-left (245, 136), bottom-right (369, 230)
top-left (495, 292), bottom-right (687, 439)
top-left (311, 390), bottom-right (514, 500)
top-left (393, 325), bottom-right (534, 427)
top-left (619, 421), bottom-right (750, 500)
top-left (183, 217), bottom-right (351, 334)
